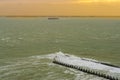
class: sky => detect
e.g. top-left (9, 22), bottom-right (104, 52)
top-left (0, 0), bottom-right (120, 16)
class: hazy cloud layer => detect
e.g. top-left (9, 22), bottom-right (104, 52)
top-left (0, 0), bottom-right (74, 3)
top-left (0, 0), bottom-right (120, 16)
top-left (0, 0), bottom-right (120, 3)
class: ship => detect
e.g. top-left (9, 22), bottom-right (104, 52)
top-left (48, 17), bottom-right (59, 20)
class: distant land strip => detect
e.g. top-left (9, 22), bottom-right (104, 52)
top-left (0, 16), bottom-right (120, 18)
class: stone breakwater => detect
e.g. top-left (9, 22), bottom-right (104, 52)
top-left (53, 52), bottom-right (120, 80)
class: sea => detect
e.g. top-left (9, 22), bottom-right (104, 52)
top-left (0, 17), bottom-right (120, 80)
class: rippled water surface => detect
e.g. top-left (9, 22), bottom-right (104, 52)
top-left (0, 17), bottom-right (120, 80)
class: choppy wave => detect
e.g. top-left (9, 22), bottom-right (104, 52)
top-left (0, 52), bottom-right (109, 80)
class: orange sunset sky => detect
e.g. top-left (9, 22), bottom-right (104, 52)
top-left (0, 0), bottom-right (120, 16)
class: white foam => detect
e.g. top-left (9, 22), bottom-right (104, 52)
top-left (54, 52), bottom-right (120, 74)
top-left (1, 51), bottom-right (119, 74)
top-left (30, 53), bottom-right (57, 59)
top-left (29, 51), bottom-right (120, 74)
top-left (0, 52), bottom-right (119, 80)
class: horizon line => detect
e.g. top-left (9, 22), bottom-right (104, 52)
top-left (1, 16), bottom-right (120, 18)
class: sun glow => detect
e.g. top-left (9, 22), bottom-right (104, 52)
top-left (75, 0), bottom-right (120, 3)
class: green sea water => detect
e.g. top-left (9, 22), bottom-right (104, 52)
top-left (0, 17), bottom-right (120, 80)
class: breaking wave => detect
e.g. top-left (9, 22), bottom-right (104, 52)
top-left (0, 52), bottom-right (110, 80)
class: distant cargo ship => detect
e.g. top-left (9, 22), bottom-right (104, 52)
top-left (48, 17), bottom-right (59, 20)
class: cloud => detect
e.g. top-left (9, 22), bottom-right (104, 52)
top-left (0, 0), bottom-right (73, 3)
top-left (0, 0), bottom-right (119, 3)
